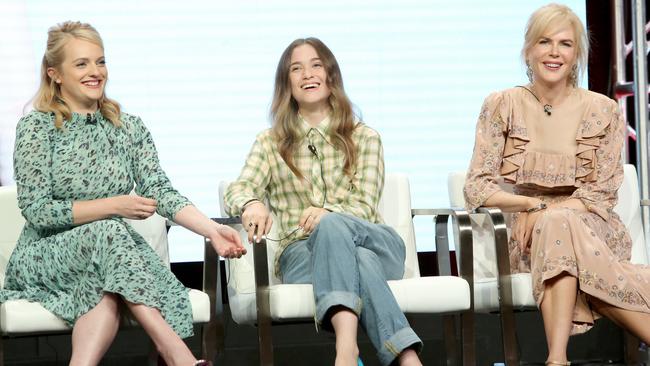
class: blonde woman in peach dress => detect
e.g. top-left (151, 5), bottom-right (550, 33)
top-left (463, 4), bottom-right (650, 365)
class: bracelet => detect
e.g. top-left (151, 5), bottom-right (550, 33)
top-left (526, 202), bottom-right (547, 213)
top-left (241, 199), bottom-right (261, 215)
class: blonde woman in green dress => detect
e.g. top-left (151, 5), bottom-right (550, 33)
top-left (1, 21), bottom-right (245, 366)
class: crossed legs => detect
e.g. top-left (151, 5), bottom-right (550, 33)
top-left (540, 273), bottom-right (650, 364)
top-left (70, 293), bottom-right (197, 366)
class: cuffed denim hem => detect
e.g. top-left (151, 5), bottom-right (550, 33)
top-left (315, 291), bottom-right (362, 328)
top-left (378, 327), bottom-right (422, 366)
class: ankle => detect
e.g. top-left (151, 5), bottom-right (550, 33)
top-left (334, 343), bottom-right (359, 366)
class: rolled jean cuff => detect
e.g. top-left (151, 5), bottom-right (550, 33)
top-left (378, 327), bottom-right (423, 366)
top-left (315, 291), bottom-right (362, 325)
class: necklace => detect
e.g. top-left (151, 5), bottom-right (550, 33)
top-left (516, 85), bottom-right (552, 116)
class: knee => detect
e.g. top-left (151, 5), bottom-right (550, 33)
top-left (316, 213), bottom-right (349, 232)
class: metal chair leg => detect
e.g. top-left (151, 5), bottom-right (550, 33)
top-left (461, 311), bottom-right (476, 366)
top-left (148, 339), bottom-right (159, 366)
top-left (0, 336), bottom-right (4, 366)
top-left (253, 239), bottom-right (274, 366)
top-left (478, 207), bottom-right (520, 366)
top-left (443, 315), bottom-right (459, 366)
top-left (624, 330), bottom-right (641, 365)
top-left (203, 238), bottom-right (224, 362)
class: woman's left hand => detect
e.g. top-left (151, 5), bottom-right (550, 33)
top-left (299, 207), bottom-right (330, 235)
top-left (208, 223), bottom-right (247, 258)
top-left (513, 210), bottom-right (544, 255)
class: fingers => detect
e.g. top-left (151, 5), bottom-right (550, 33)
top-left (246, 222), bottom-right (255, 245)
top-left (212, 226), bottom-right (247, 259)
top-left (135, 196), bottom-right (157, 206)
top-left (299, 207), bottom-right (328, 235)
top-left (264, 215), bottom-right (273, 235)
top-left (242, 203), bottom-right (270, 244)
top-left (302, 215), bottom-right (315, 234)
top-left (298, 209), bottom-right (309, 229)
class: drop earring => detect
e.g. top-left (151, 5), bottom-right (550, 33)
top-left (526, 61), bottom-right (533, 83)
top-left (569, 64), bottom-right (578, 87)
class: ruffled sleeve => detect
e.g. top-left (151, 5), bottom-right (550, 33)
top-left (570, 98), bottom-right (625, 220)
top-left (463, 91), bottom-right (510, 211)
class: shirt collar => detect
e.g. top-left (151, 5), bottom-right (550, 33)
top-left (298, 114), bottom-right (335, 145)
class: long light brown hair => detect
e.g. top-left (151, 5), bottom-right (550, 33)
top-left (33, 21), bottom-right (121, 129)
top-left (270, 37), bottom-right (357, 179)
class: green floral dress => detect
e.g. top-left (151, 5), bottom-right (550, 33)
top-left (1, 110), bottom-right (194, 338)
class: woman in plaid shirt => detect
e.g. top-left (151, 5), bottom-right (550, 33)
top-left (225, 38), bottom-right (422, 366)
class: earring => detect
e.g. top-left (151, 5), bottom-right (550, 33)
top-left (569, 64), bottom-right (578, 87)
top-left (525, 61), bottom-right (533, 83)
top-left (56, 79), bottom-right (61, 84)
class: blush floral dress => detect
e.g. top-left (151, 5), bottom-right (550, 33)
top-left (464, 87), bottom-right (650, 334)
top-left (0, 110), bottom-right (194, 338)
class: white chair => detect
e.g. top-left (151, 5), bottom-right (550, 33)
top-left (218, 173), bottom-right (476, 366)
top-left (0, 186), bottom-right (219, 365)
top-left (447, 164), bottom-right (649, 365)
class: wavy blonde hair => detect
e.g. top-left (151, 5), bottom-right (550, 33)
top-left (522, 3), bottom-right (589, 86)
top-left (270, 37), bottom-right (358, 180)
top-left (33, 21), bottom-right (121, 129)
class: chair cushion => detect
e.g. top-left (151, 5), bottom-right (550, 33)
top-left (228, 276), bottom-right (470, 325)
top-left (1, 289), bottom-right (210, 335)
top-left (472, 273), bottom-right (536, 313)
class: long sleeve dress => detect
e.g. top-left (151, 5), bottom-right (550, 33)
top-left (0, 110), bottom-right (195, 338)
top-left (464, 87), bottom-right (650, 334)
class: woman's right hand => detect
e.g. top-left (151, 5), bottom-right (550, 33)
top-left (241, 201), bottom-right (272, 243)
top-left (110, 195), bottom-right (157, 220)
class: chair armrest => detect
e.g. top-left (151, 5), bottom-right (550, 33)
top-left (411, 208), bottom-right (474, 284)
top-left (209, 217), bottom-right (272, 328)
top-left (212, 216), bottom-right (273, 362)
top-left (475, 207), bottom-right (514, 312)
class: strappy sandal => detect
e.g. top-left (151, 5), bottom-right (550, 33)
top-left (194, 361), bottom-right (213, 366)
top-left (545, 361), bottom-right (570, 366)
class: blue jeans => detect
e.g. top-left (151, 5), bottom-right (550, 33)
top-left (279, 213), bottom-right (422, 365)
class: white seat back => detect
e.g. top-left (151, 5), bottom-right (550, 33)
top-left (0, 186), bottom-right (25, 288)
top-left (614, 164), bottom-right (649, 265)
top-left (377, 173), bottom-right (419, 278)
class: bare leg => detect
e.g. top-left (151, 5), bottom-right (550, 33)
top-left (330, 307), bottom-right (360, 366)
top-left (397, 348), bottom-right (422, 366)
top-left (589, 296), bottom-right (650, 344)
top-left (125, 300), bottom-right (197, 366)
top-left (539, 274), bottom-right (578, 364)
top-left (70, 293), bottom-right (121, 366)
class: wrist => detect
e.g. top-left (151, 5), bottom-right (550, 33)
top-left (526, 201), bottom-right (547, 213)
top-left (241, 199), bottom-right (261, 215)
top-left (105, 196), bottom-right (120, 217)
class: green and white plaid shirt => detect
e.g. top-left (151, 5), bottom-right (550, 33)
top-left (224, 115), bottom-right (385, 276)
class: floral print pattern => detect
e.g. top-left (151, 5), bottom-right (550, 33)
top-left (464, 88), bottom-right (650, 334)
top-left (1, 110), bottom-right (194, 338)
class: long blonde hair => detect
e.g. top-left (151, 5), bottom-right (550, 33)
top-left (270, 38), bottom-right (357, 179)
top-left (522, 3), bottom-right (589, 86)
top-left (33, 21), bottom-right (121, 128)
